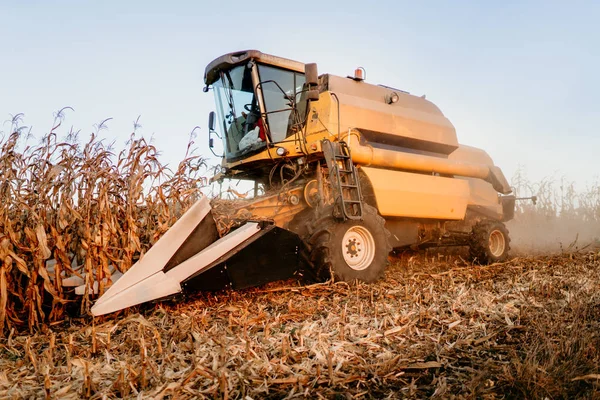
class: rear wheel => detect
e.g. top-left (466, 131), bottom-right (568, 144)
top-left (308, 204), bottom-right (391, 283)
top-left (469, 220), bottom-right (511, 264)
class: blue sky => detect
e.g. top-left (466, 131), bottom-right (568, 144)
top-left (1, 1), bottom-right (598, 191)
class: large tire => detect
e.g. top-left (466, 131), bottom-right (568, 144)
top-left (469, 220), bottom-right (511, 264)
top-left (308, 204), bottom-right (392, 283)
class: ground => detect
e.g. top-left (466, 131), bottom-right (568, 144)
top-left (1, 252), bottom-right (599, 399)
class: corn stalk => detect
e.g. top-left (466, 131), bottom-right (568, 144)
top-left (0, 112), bottom-right (207, 335)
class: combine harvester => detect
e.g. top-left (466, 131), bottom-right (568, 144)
top-left (80, 50), bottom-right (518, 316)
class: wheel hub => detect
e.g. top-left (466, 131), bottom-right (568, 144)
top-left (488, 229), bottom-right (506, 258)
top-left (342, 226), bottom-right (375, 271)
top-left (345, 239), bottom-right (359, 257)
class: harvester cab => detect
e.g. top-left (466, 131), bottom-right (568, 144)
top-left (76, 50), bottom-right (517, 316)
top-left (206, 51), bottom-right (307, 161)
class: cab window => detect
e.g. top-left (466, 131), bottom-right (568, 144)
top-left (257, 65), bottom-right (306, 143)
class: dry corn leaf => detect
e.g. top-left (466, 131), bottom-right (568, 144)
top-left (571, 374), bottom-right (600, 381)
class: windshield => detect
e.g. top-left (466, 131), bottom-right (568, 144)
top-left (258, 65), bottom-right (306, 143)
top-left (213, 64), bottom-right (265, 159)
top-left (212, 63), bottom-right (307, 159)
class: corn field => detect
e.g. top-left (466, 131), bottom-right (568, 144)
top-left (1, 115), bottom-right (600, 398)
top-left (508, 167), bottom-right (600, 253)
top-left (2, 113), bottom-right (600, 337)
top-left (0, 112), bottom-right (207, 335)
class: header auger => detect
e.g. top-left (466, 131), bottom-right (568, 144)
top-left (71, 50), bottom-right (516, 316)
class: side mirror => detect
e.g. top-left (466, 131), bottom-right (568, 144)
top-left (208, 111), bottom-right (216, 132)
top-left (305, 63), bottom-right (318, 86)
top-left (208, 111), bottom-right (220, 156)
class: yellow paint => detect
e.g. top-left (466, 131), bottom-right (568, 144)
top-left (361, 167), bottom-right (469, 220)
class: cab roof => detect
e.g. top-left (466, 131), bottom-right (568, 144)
top-left (204, 50), bottom-right (305, 85)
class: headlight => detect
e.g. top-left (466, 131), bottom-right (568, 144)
top-left (276, 147), bottom-right (287, 156)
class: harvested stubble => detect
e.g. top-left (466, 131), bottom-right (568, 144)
top-left (0, 118), bottom-right (207, 335)
top-left (1, 252), bottom-right (599, 399)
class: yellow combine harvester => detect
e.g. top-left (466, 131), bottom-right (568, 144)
top-left (88, 50), bottom-right (517, 316)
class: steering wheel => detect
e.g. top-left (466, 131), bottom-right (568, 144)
top-left (244, 103), bottom-right (254, 112)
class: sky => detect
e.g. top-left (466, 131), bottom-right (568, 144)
top-left (1, 0), bottom-right (599, 193)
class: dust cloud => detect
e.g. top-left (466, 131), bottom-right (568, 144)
top-left (507, 215), bottom-right (600, 255)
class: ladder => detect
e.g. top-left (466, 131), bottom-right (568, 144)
top-left (322, 139), bottom-right (363, 220)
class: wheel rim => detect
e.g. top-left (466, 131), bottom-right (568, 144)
top-left (488, 229), bottom-right (506, 257)
top-left (342, 225), bottom-right (376, 270)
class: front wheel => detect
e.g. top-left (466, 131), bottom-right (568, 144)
top-left (469, 220), bottom-right (511, 264)
top-left (308, 204), bottom-right (392, 283)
